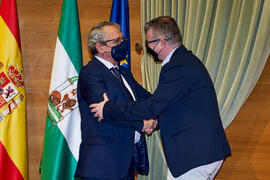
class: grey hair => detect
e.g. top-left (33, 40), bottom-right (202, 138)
top-left (88, 21), bottom-right (120, 55)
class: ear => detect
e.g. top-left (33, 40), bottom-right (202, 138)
top-left (96, 42), bottom-right (104, 54)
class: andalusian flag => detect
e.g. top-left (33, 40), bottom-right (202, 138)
top-left (0, 0), bottom-right (28, 179)
top-left (40, 0), bottom-right (82, 179)
top-left (110, 0), bottom-right (131, 69)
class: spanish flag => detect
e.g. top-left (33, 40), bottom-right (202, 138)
top-left (0, 0), bottom-right (28, 179)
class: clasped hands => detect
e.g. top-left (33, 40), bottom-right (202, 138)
top-left (90, 93), bottom-right (157, 135)
top-left (142, 118), bottom-right (158, 135)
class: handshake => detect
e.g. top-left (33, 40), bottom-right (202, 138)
top-left (142, 119), bottom-right (158, 135)
top-left (90, 93), bottom-right (158, 135)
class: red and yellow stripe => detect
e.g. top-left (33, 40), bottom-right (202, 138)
top-left (0, 0), bottom-right (28, 179)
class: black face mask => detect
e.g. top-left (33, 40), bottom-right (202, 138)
top-left (111, 40), bottom-right (129, 62)
top-left (146, 46), bottom-right (161, 62)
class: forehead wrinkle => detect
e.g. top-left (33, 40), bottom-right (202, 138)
top-left (103, 26), bottom-right (122, 40)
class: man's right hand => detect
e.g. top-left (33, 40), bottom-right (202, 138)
top-left (90, 93), bottom-right (109, 122)
top-left (142, 119), bottom-right (158, 135)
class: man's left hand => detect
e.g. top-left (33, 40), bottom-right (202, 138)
top-left (90, 93), bottom-right (109, 122)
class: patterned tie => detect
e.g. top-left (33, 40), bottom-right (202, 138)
top-left (111, 67), bottom-right (134, 100)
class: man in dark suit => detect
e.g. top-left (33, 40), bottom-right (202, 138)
top-left (90, 16), bottom-right (231, 179)
top-left (75, 21), bottom-right (156, 180)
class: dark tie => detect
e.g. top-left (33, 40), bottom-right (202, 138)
top-left (111, 67), bottom-right (134, 101)
top-left (111, 67), bottom-right (149, 174)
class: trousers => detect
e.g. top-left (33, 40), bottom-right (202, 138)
top-left (167, 160), bottom-right (224, 180)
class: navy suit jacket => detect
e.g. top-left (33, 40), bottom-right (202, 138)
top-left (75, 58), bottom-right (151, 179)
top-left (104, 45), bottom-right (231, 177)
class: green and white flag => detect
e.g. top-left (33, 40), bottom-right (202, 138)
top-left (40, 0), bottom-right (82, 179)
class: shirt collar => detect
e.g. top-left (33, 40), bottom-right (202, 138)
top-left (161, 46), bottom-right (179, 67)
top-left (95, 55), bottom-right (118, 69)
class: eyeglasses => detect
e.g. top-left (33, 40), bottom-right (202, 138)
top-left (145, 38), bottom-right (170, 46)
top-left (101, 36), bottom-right (127, 45)
top-left (145, 39), bottom-right (161, 46)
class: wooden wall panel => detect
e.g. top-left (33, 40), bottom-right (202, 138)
top-left (3, 0), bottom-right (270, 179)
top-left (15, 0), bottom-right (142, 179)
top-left (216, 56), bottom-right (270, 180)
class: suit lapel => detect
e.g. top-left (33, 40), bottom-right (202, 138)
top-left (119, 67), bottom-right (138, 100)
top-left (92, 58), bottom-right (123, 86)
top-left (92, 58), bottom-right (133, 98)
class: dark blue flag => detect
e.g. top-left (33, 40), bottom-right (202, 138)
top-left (110, 0), bottom-right (130, 69)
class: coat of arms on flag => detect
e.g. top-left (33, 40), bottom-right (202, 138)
top-left (40, 0), bottom-right (82, 179)
top-left (0, 0), bottom-right (28, 178)
top-left (0, 63), bottom-right (24, 121)
top-left (47, 76), bottom-right (79, 125)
